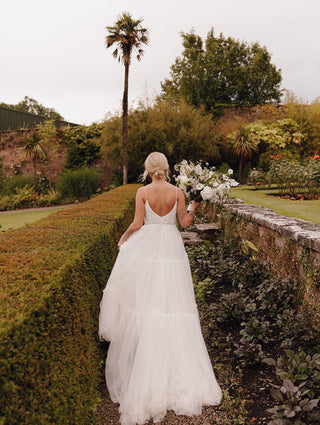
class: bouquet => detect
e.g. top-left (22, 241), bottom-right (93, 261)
top-left (174, 160), bottom-right (239, 205)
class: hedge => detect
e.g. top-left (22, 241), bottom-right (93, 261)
top-left (0, 184), bottom-right (140, 425)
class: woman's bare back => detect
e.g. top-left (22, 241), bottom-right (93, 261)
top-left (143, 182), bottom-right (177, 217)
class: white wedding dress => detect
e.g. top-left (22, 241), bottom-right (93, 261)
top-left (99, 192), bottom-right (222, 425)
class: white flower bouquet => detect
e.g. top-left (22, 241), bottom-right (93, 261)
top-left (174, 160), bottom-right (239, 205)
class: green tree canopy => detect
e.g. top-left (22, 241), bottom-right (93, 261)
top-left (63, 123), bottom-right (102, 170)
top-left (160, 29), bottom-right (282, 114)
top-left (0, 96), bottom-right (64, 120)
top-left (100, 100), bottom-right (221, 181)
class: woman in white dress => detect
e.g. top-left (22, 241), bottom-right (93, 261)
top-left (99, 152), bottom-right (222, 425)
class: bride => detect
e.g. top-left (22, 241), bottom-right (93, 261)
top-left (99, 152), bottom-right (222, 425)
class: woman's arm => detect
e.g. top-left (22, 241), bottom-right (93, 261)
top-left (176, 188), bottom-right (200, 228)
top-left (118, 187), bottom-right (145, 248)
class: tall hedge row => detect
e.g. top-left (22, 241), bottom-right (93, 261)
top-left (0, 184), bottom-right (139, 425)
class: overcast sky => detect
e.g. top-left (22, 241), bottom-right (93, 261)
top-left (1, 0), bottom-right (319, 125)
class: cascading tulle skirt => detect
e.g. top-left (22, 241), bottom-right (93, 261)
top-left (99, 223), bottom-right (222, 425)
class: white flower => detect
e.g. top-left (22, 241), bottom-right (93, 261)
top-left (201, 186), bottom-right (214, 201)
top-left (175, 159), bottom-right (239, 204)
top-left (178, 175), bottom-right (189, 185)
top-left (180, 184), bottom-right (187, 193)
top-left (229, 179), bottom-right (239, 187)
top-left (196, 183), bottom-right (204, 190)
top-left (195, 164), bottom-right (202, 175)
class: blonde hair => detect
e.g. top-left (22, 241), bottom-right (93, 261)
top-left (141, 152), bottom-right (170, 181)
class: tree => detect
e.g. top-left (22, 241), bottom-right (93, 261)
top-left (227, 126), bottom-right (259, 181)
top-left (160, 29), bottom-right (282, 114)
top-left (100, 100), bottom-right (221, 181)
top-left (21, 130), bottom-right (47, 189)
top-left (63, 124), bottom-right (102, 170)
top-left (105, 12), bottom-right (149, 185)
top-left (0, 96), bottom-right (64, 120)
top-left (284, 90), bottom-right (320, 156)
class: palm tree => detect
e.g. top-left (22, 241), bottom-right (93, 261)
top-left (21, 130), bottom-right (47, 190)
top-left (228, 126), bottom-right (258, 181)
top-left (106, 12), bottom-right (149, 184)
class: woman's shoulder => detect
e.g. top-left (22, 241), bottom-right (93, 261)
top-left (136, 186), bottom-right (146, 199)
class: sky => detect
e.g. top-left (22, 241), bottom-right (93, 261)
top-left (1, 0), bottom-right (319, 125)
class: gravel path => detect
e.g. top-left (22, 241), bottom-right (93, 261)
top-left (98, 380), bottom-right (230, 425)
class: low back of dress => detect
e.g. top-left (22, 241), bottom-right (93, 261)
top-left (144, 199), bottom-right (177, 225)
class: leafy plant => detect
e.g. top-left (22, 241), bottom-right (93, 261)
top-left (0, 185), bottom-right (60, 210)
top-left (265, 350), bottom-right (320, 397)
top-left (0, 175), bottom-right (33, 195)
top-left (267, 158), bottom-right (320, 197)
top-left (214, 291), bottom-right (247, 326)
top-left (56, 167), bottom-right (101, 201)
top-left (64, 124), bottom-right (102, 170)
top-left (234, 335), bottom-right (265, 367)
top-left (267, 379), bottom-right (320, 425)
top-left (240, 317), bottom-right (273, 344)
top-left (255, 277), bottom-right (300, 319)
top-left (194, 277), bottom-right (215, 303)
top-left (276, 310), bottom-right (320, 353)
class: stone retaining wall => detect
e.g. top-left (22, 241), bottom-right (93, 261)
top-left (222, 202), bottom-right (320, 319)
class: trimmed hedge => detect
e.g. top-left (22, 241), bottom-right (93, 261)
top-left (0, 184), bottom-right (140, 425)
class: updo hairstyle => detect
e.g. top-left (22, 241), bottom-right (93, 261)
top-left (141, 152), bottom-right (170, 181)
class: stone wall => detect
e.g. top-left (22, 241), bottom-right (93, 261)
top-left (221, 202), bottom-right (320, 319)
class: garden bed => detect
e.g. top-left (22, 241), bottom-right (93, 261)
top-left (187, 226), bottom-right (320, 425)
top-left (275, 193), bottom-right (320, 201)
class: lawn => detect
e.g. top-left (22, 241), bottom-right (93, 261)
top-left (0, 208), bottom-right (61, 231)
top-left (230, 185), bottom-right (320, 224)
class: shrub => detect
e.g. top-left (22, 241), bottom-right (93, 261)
top-left (63, 124), bottom-right (102, 170)
top-left (267, 379), bottom-right (320, 425)
top-left (0, 184), bottom-right (139, 425)
top-left (1, 175), bottom-right (33, 195)
top-left (267, 158), bottom-right (320, 197)
top-left (0, 186), bottom-right (61, 211)
top-left (56, 167), bottom-right (102, 201)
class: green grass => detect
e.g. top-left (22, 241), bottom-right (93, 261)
top-left (0, 209), bottom-right (61, 231)
top-left (230, 185), bottom-right (320, 224)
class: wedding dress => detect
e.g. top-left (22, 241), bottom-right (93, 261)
top-left (99, 190), bottom-right (222, 425)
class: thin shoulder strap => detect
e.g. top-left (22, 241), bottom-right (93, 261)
top-left (144, 186), bottom-right (147, 201)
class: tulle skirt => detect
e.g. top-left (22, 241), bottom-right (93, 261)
top-left (99, 224), bottom-right (222, 425)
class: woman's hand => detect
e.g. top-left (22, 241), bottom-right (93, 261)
top-left (188, 200), bottom-right (200, 214)
top-left (118, 235), bottom-right (126, 249)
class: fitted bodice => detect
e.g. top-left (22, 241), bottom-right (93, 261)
top-left (144, 200), bottom-right (177, 225)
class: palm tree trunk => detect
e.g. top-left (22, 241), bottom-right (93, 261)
top-left (33, 157), bottom-right (37, 191)
top-left (238, 157), bottom-right (243, 182)
top-left (122, 61), bottom-right (129, 185)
